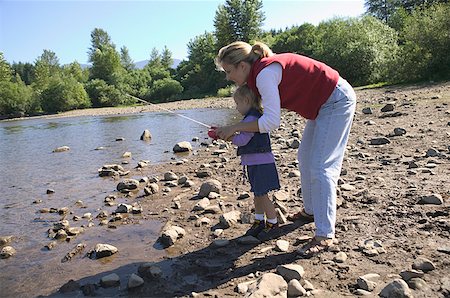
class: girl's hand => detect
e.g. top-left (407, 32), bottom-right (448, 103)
top-left (216, 125), bottom-right (236, 141)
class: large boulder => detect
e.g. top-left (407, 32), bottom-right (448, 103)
top-left (245, 273), bottom-right (287, 297)
top-left (198, 179), bottom-right (222, 198)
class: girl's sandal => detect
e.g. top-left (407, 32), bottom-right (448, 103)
top-left (287, 209), bottom-right (314, 223)
top-left (297, 237), bottom-right (334, 258)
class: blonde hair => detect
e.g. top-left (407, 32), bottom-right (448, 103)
top-left (215, 41), bottom-right (273, 70)
top-left (233, 84), bottom-right (263, 114)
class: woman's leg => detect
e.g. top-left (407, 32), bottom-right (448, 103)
top-left (309, 78), bottom-right (356, 239)
top-left (298, 120), bottom-right (315, 215)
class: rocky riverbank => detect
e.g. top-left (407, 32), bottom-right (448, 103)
top-left (2, 81), bottom-right (450, 297)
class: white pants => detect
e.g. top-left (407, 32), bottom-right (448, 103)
top-left (298, 77), bottom-right (356, 238)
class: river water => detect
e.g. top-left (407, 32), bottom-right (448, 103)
top-left (0, 108), bottom-right (238, 297)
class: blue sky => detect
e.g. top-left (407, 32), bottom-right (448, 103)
top-left (0, 0), bottom-right (365, 65)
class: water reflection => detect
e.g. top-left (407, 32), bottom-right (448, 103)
top-left (2, 125), bottom-right (25, 134)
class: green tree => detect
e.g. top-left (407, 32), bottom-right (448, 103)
top-left (365, 0), bottom-right (448, 23)
top-left (147, 78), bottom-right (183, 102)
top-left (41, 77), bottom-right (90, 113)
top-left (161, 46), bottom-right (173, 69)
top-left (147, 48), bottom-right (162, 68)
top-left (0, 80), bottom-right (33, 116)
top-left (122, 69), bottom-right (152, 98)
top-left (120, 46), bottom-right (135, 71)
top-left (176, 32), bottom-right (226, 98)
top-left (365, 0), bottom-right (400, 22)
top-left (11, 62), bottom-right (34, 85)
top-left (394, 3), bottom-right (450, 81)
top-left (90, 46), bottom-right (124, 85)
top-left (88, 28), bottom-right (115, 59)
top-left (0, 53), bottom-right (12, 82)
top-left (143, 48), bottom-right (171, 85)
top-left (62, 62), bottom-right (89, 83)
top-left (88, 28), bottom-right (125, 87)
top-left (316, 16), bottom-right (399, 86)
top-left (270, 23), bottom-right (318, 58)
top-left (214, 0), bottom-right (265, 48)
top-left (32, 49), bottom-right (61, 90)
top-left (84, 79), bottom-right (124, 107)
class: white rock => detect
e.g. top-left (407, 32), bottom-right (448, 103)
top-left (0, 246), bottom-right (16, 258)
top-left (275, 240), bottom-right (289, 252)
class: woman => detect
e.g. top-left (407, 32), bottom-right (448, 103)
top-left (214, 41), bottom-right (356, 256)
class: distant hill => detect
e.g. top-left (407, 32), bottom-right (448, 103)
top-left (78, 59), bottom-right (182, 70)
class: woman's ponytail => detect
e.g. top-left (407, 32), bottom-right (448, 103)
top-left (215, 41), bottom-right (274, 69)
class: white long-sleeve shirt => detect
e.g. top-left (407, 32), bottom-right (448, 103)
top-left (255, 63), bottom-right (282, 133)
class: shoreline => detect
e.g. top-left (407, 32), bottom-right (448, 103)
top-left (0, 97), bottom-right (235, 122)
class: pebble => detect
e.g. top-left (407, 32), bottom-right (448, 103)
top-left (334, 252), bottom-right (347, 263)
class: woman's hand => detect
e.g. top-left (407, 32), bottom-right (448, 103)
top-left (216, 125), bottom-right (236, 141)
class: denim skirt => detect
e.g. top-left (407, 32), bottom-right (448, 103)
top-left (246, 163), bottom-right (280, 196)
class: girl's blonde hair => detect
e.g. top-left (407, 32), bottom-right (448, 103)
top-left (233, 84), bottom-right (263, 114)
top-left (215, 41), bottom-right (273, 70)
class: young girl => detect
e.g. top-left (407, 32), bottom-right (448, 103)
top-left (215, 41), bottom-right (356, 256)
top-left (228, 84), bottom-right (281, 241)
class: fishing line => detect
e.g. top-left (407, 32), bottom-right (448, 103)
top-left (126, 94), bottom-right (212, 129)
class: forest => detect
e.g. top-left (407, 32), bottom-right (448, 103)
top-left (0, 0), bottom-right (449, 118)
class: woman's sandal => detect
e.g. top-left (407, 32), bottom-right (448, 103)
top-left (287, 209), bottom-right (314, 223)
top-left (297, 237), bottom-right (335, 258)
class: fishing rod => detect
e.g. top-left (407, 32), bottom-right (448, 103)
top-left (126, 94), bottom-right (212, 129)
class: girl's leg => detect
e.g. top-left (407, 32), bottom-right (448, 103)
top-left (298, 120), bottom-right (315, 215)
top-left (309, 78), bottom-right (356, 239)
top-left (257, 194), bottom-right (277, 222)
top-left (245, 196), bottom-right (265, 237)
top-left (254, 196), bottom-right (265, 221)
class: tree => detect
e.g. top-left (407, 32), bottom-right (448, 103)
top-left (33, 49), bottom-right (61, 90)
top-left (41, 77), bottom-right (90, 113)
top-left (0, 53), bottom-right (12, 82)
top-left (143, 48), bottom-right (171, 86)
top-left (0, 80), bottom-right (33, 116)
top-left (84, 79), bottom-right (124, 107)
top-left (120, 46), bottom-right (134, 71)
top-left (161, 46), bottom-right (173, 69)
top-left (62, 62), bottom-right (89, 83)
top-left (270, 24), bottom-right (318, 58)
top-left (214, 0), bottom-right (265, 49)
top-left (365, 0), bottom-right (448, 23)
top-left (147, 48), bottom-right (162, 68)
top-left (122, 69), bottom-right (152, 98)
top-left (316, 16), bottom-right (399, 86)
top-left (11, 62), bottom-right (34, 85)
top-left (147, 78), bottom-right (183, 102)
top-left (365, 0), bottom-right (400, 23)
top-left (394, 3), bottom-right (450, 81)
top-left (88, 28), bottom-right (115, 60)
top-left (176, 32), bottom-right (226, 97)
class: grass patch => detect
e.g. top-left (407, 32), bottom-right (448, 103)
top-left (354, 82), bottom-right (390, 90)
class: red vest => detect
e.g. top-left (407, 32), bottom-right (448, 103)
top-left (247, 53), bottom-right (339, 120)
